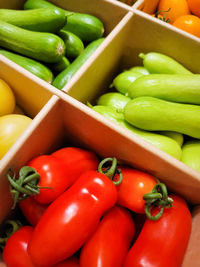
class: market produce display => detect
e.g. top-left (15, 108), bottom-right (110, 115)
top-left (0, 147), bottom-right (192, 266)
top-left (91, 51), bottom-right (200, 172)
top-left (144, 0), bottom-right (200, 37)
top-left (0, 0), bottom-right (105, 87)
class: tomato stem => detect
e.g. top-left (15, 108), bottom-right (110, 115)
top-left (98, 157), bottom-right (122, 185)
top-left (143, 182), bottom-right (173, 221)
top-left (0, 220), bottom-right (22, 249)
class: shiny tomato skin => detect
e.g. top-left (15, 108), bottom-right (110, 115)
top-left (124, 194), bottom-right (192, 267)
top-left (3, 226), bottom-right (34, 267)
top-left (80, 206), bottom-right (135, 267)
top-left (27, 155), bottom-right (71, 204)
top-left (115, 167), bottom-right (157, 213)
top-left (28, 170), bottom-right (118, 266)
top-left (52, 147), bottom-right (99, 184)
top-left (19, 197), bottom-right (48, 226)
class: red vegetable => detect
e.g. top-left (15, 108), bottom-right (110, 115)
top-left (19, 197), bottom-right (48, 226)
top-left (124, 194), bottom-right (192, 267)
top-left (53, 256), bottom-right (80, 267)
top-left (80, 206), bottom-right (135, 267)
top-left (28, 159), bottom-right (118, 266)
top-left (3, 226), bottom-right (34, 267)
top-left (114, 167), bottom-right (157, 213)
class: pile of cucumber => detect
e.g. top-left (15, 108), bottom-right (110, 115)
top-left (92, 52), bottom-right (200, 172)
top-left (0, 0), bottom-right (105, 88)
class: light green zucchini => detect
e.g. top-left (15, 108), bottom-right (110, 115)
top-left (0, 8), bottom-right (66, 33)
top-left (0, 20), bottom-right (65, 63)
top-left (124, 97), bottom-right (200, 139)
top-left (128, 74), bottom-right (200, 104)
top-left (0, 49), bottom-right (53, 83)
top-left (181, 140), bottom-right (200, 172)
top-left (92, 105), bottom-right (182, 159)
top-left (97, 93), bottom-right (131, 111)
top-left (139, 52), bottom-right (192, 74)
top-left (51, 56), bottom-right (70, 73)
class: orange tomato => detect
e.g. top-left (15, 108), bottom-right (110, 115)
top-left (158, 0), bottom-right (190, 23)
top-left (188, 0), bottom-right (200, 17)
top-left (173, 15), bottom-right (200, 37)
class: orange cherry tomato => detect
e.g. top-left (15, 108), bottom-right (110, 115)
top-left (173, 15), bottom-right (200, 37)
top-left (188, 0), bottom-right (200, 17)
top-left (158, 0), bottom-right (190, 23)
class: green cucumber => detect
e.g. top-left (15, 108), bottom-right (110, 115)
top-left (181, 140), bottom-right (200, 172)
top-left (97, 93), bottom-right (131, 111)
top-left (111, 71), bottom-right (143, 95)
top-left (0, 49), bottom-right (53, 83)
top-left (92, 105), bottom-right (182, 159)
top-left (53, 38), bottom-right (104, 89)
top-left (0, 20), bottom-right (65, 63)
top-left (58, 30), bottom-right (84, 59)
top-left (124, 96), bottom-right (200, 139)
top-left (24, 0), bottom-right (105, 42)
top-left (0, 8), bottom-right (66, 33)
top-left (128, 74), bottom-right (200, 104)
top-left (139, 52), bottom-right (192, 74)
top-left (51, 56), bottom-right (70, 73)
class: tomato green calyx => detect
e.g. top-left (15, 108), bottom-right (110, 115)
top-left (0, 220), bottom-right (22, 250)
top-left (98, 157), bottom-right (122, 185)
top-left (7, 166), bottom-right (41, 209)
top-left (143, 182), bottom-right (173, 221)
top-left (154, 8), bottom-right (171, 23)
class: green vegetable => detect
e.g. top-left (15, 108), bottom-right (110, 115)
top-left (181, 140), bottom-right (200, 172)
top-left (129, 66), bottom-right (150, 75)
top-left (139, 52), bottom-right (192, 74)
top-left (124, 96), bottom-right (200, 139)
top-left (92, 105), bottom-right (182, 159)
top-left (159, 131), bottom-right (184, 147)
top-left (0, 49), bottom-right (53, 83)
top-left (58, 30), bottom-right (84, 59)
top-left (111, 71), bottom-right (143, 95)
top-left (128, 74), bottom-right (200, 104)
top-left (53, 38), bottom-right (104, 89)
top-left (51, 56), bottom-right (70, 73)
top-left (0, 8), bottom-right (66, 33)
top-left (0, 20), bottom-right (65, 63)
top-left (24, 0), bottom-right (105, 42)
top-left (97, 93), bottom-right (131, 111)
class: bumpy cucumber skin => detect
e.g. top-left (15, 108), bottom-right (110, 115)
top-left (53, 38), bottom-right (104, 90)
top-left (159, 131), bottom-right (184, 147)
top-left (51, 56), bottom-right (70, 73)
top-left (139, 52), bottom-right (192, 74)
top-left (58, 30), bottom-right (84, 59)
top-left (97, 93), bottom-right (131, 111)
top-left (129, 66), bottom-right (150, 75)
top-left (128, 74), bottom-right (200, 104)
top-left (0, 8), bottom-right (66, 33)
top-left (112, 71), bottom-right (143, 95)
top-left (181, 140), bottom-right (200, 172)
top-left (24, 0), bottom-right (105, 42)
top-left (0, 20), bottom-right (65, 63)
top-left (93, 105), bottom-right (182, 159)
top-left (124, 96), bottom-right (200, 139)
top-left (0, 49), bottom-right (53, 83)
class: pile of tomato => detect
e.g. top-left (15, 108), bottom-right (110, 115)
top-left (151, 0), bottom-right (200, 38)
top-left (0, 146), bottom-right (192, 266)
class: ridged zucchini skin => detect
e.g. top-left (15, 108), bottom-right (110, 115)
top-left (24, 0), bottom-right (105, 42)
top-left (0, 20), bottom-right (65, 63)
top-left (58, 30), bottom-right (84, 59)
top-left (0, 8), bottom-right (66, 33)
top-left (0, 49), bottom-right (53, 83)
top-left (53, 38), bottom-right (104, 90)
